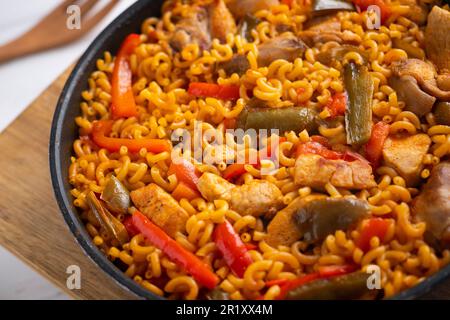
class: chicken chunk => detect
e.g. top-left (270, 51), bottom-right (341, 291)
top-left (425, 6), bottom-right (450, 72)
top-left (413, 162), bottom-right (450, 249)
top-left (197, 172), bottom-right (234, 202)
top-left (209, 0), bottom-right (237, 43)
top-left (399, 0), bottom-right (428, 25)
top-left (382, 134), bottom-right (431, 186)
top-left (170, 6), bottom-right (211, 51)
top-left (169, 0), bottom-right (236, 51)
top-left (266, 195), bottom-right (325, 247)
top-left (229, 180), bottom-right (283, 217)
top-left (130, 183), bottom-right (189, 237)
top-left (197, 172), bottom-right (283, 217)
top-left (294, 154), bottom-right (376, 190)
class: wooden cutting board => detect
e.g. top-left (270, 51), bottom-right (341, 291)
top-left (0, 65), bottom-right (137, 300)
top-left (0, 65), bottom-right (449, 300)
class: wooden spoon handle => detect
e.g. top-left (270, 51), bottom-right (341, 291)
top-left (0, 33), bottom-right (46, 64)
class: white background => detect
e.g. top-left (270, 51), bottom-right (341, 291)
top-left (0, 0), bottom-right (137, 299)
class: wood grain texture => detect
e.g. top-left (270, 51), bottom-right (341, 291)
top-left (0, 66), bottom-right (449, 300)
top-left (0, 66), bottom-right (137, 300)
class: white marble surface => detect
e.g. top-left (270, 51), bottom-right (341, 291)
top-left (0, 0), bottom-right (137, 299)
top-left (0, 246), bottom-right (70, 300)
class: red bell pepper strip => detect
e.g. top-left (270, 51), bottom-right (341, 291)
top-left (310, 135), bottom-right (331, 148)
top-left (262, 137), bottom-right (287, 159)
top-left (244, 242), bottom-right (258, 251)
top-left (188, 82), bottom-right (240, 100)
top-left (325, 92), bottom-right (347, 118)
top-left (342, 149), bottom-right (369, 163)
top-left (356, 218), bottom-right (390, 252)
top-left (364, 121), bottom-right (390, 168)
top-left (91, 120), bottom-right (171, 153)
top-left (296, 140), bottom-right (370, 163)
top-left (275, 264), bottom-right (357, 299)
top-left (295, 141), bottom-right (342, 160)
top-left (223, 118), bottom-right (237, 130)
top-left (352, 0), bottom-right (391, 24)
top-left (222, 163), bottom-right (247, 181)
top-left (266, 278), bottom-right (290, 287)
top-left (171, 181), bottom-right (200, 201)
top-left (123, 215), bottom-right (140, 238)
top-left (131, 211), bottom-right (219, 289)
top-left (111, 34), bottom-right (140, 119)
top-left (318, 264), bottom-right (358, 277)
top-left (213, 220), bottom-right (253, 278)
top-left (168, 159), bottom-right (201, 191)
top-left (277, 273), bottom-right (320, 299)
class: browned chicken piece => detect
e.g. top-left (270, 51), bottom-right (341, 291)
top-left (413, 162), bottom-right (450, 249)
top-left (170, 6), bottom-right (211, 51)
top-left (425, 6), bottom-right (450, 73)
top-left (391, 58), bottom-right (450, 101)
top-left (257, 34), bottom-right (308, 67)
top-left (197, 172), bottom-right (283, 217)
top-left (266, 195), bottom-right (326, 247)
top-left (229, 180), bottom-right (283, 217)
top-left (399, 0), bottom-right (428, 25)
top-left (197, 172), bottom-right (234, 202)
top-left (209, 0), bottom-right (237, 43)
top-left (294, 154), bottom-right (376, 190)
top-left (227, 0), bottom-right (280, 19)
top-left (382, 134), bottom-right (431, 187)
top-left (388, 75), bottom-right (436, 117)
top-left (437, 74), bottom-right (450, 91)
top-left (170, 0), bottom-right (236, 51)
top-left (130, 183), bottom-right (189, 237)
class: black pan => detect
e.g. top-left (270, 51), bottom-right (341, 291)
top-left (49, 0), bottom-right (450, 300)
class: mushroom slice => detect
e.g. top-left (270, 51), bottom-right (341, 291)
top-left (391, 58), bottom-right (450, 101)
top-left (388, 75), bottom-right (436, 117)
top-left (227, 0), bottom-right (280, 19)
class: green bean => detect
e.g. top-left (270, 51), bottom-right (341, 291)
top-left (344, 62), bottom-right (373, 146)
top-left (237, 106), bottom-right (318, 134)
